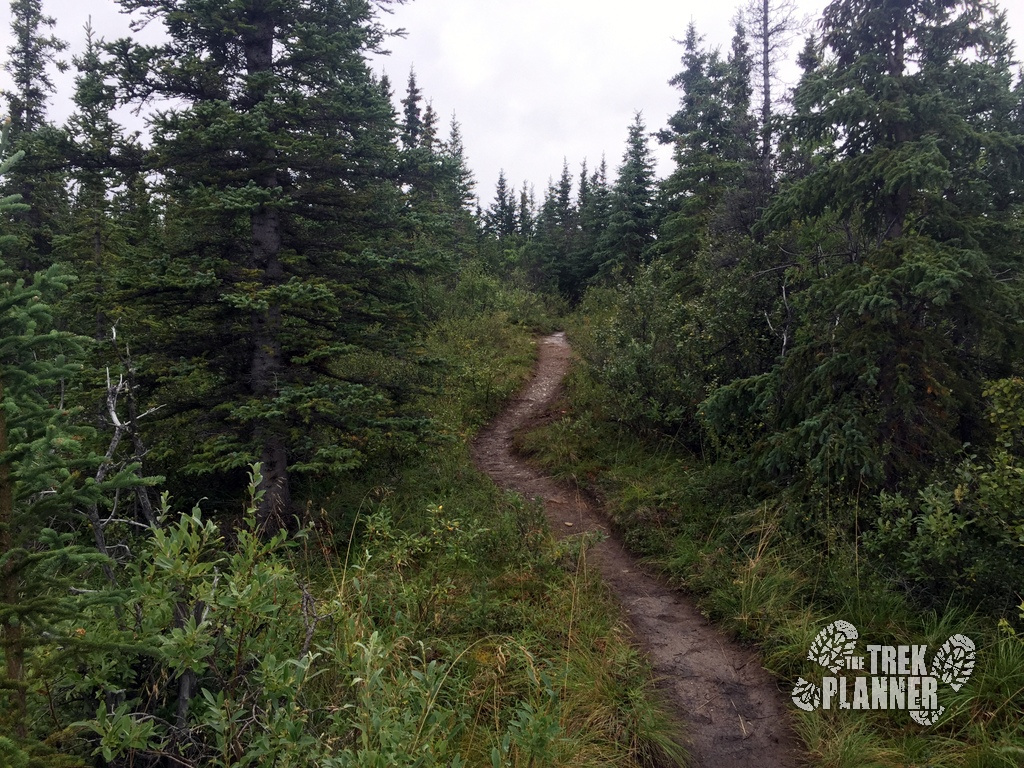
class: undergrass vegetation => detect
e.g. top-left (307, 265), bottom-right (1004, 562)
top-left (516, 328), bottom-right (1024, 767)
top-left (292, 279), bottom-right (684, 766)
top-left (290, 281), bottom-right (685, 766)
top-left (4, 273), bottom-right (684, 767)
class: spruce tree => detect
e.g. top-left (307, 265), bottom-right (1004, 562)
top-left (525, 177), bottom-right (560, 288)
top-left (435, 114), bottom-right (479, 259)
top-left (596, 113), bottom-right (657, 276)
top-left (720, 16), bottom-right (760, 231)
top-left (393, 86), bottom-right (478, 294)
top-left (571, 156), bottom-right (611, 293)
top-left (517, 183), bottom-right (536, 239)
top-left (57, 22), bottom-right (140, 343)
top-left (110, 0), bottom-right (424, 529)
top-left (659, 22), bottom-right (758, 262)
top-left (708, 0), bottom-right (1024, 494)
top-left (484, 169), bottom-right (518, 239)
top-left (421, 101), bottom-right (439, 151)
top-left (3, 0), bottom-right (65, 133)
top-left (441, 115), bottom-right (477, 216)
top-left (0, 0), bottom-right (69, 273)
top-left (401, 67), bottom-right (424, 149)
top-left (0, 124), bottom-right (134, 749)
top-left (526, 161), bottom-right (579, 294)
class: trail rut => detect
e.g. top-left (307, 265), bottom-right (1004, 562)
top-left (471, 331), bottom-right (801, 768)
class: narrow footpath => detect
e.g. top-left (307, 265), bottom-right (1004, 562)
top-left (471, 331), bottom-right (802, 768)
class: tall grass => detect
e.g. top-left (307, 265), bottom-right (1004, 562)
top-left (519, 349), bottom-right (1024, 767)
top-left (299, 279), bottom-right (686, 767)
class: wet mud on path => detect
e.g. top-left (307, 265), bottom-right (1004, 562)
top-left (471, 332), bottom-right (802, 768)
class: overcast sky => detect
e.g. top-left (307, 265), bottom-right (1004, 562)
top-left (372, 0), bottom-right (1024, 201)
top-left (1, 0), bottom-right (1022, 205)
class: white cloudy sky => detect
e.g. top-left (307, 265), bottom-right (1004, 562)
top-left (373, 0), bottom-right (1024, 199)
top-left (1, 0), bottom-right (1023, 203)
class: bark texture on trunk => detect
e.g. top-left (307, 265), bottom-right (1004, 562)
top-left (244, 11), bottom-right (292, 532)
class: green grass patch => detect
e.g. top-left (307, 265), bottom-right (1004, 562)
top-left (301, 298), bottom-right (685, 767)
top-left (518, 350), bottom-right (1024, 767)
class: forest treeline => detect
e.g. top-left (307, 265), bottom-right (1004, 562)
top-left (484, 0), bottom-right (1024, 615)
top-left (1, 0), bottom-right (1024, 763)
top-left (0, 0), bottom-right (686, 765)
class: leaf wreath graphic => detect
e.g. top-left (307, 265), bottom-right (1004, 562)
top-left (807, 620), bottom-right (859, 673)
top-left (931, 634), bottom-right (976, 692)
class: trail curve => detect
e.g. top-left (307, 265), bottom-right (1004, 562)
top-left (471, 332), bottom-right (802, 768)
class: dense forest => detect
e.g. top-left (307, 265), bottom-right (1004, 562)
top-left (1, 0), bottom-right (1023, 765)
top-left (498, 0), bottom-right (1024, 612)
top-left (508, 0), bottom-right (1024, 608)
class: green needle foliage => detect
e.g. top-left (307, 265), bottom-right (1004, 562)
top-left (105, 0), bottom-right (439, 530)
top-left (705, 0), bottom-right (1024, 495)
top-left (0, 119), bottom-right (139, 761)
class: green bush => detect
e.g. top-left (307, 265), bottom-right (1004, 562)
top-left (864, 379), bottom-right (1024, 614)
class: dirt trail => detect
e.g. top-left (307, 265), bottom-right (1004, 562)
top-left (471, 332), bottom-right (801, 768)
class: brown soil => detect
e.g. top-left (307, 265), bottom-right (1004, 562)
top-left (471, 332), bottom-right (802, 768)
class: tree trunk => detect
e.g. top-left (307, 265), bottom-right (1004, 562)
top-left (760, 0), bottom-right (772, 187)
top-left (0, 376), bottom-right (27, 739)
top-left (250, 296), bottom-right (291, 532)
top-left (244, 12), bottom-right (292, 533)
top-left (884, 23), bottom-right (910, 240)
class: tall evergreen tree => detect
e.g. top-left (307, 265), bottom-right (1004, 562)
top-left (56, 22), bottom-right (141, 343)
top-left (576, 160), bottom-right (591, 219)
top-left (401, 67), bottom-right (423, 149)
top-left (110, 0), bottom-right (423, 529)
top-left (399, 81), bottom-right (444, 212)
top-left (517, 182), bottom-right (536, 238)
top-left (527, 160), bottom-right (579, 294)
top-left (440, 114), bottom-right (477, 216)
top-left (659, 22), bottom-right (758, 262)
top-left (421, 101), bottom-right (439, 151)
top-left (433, 114), bottom-right (479, 259)
top-left (596, 113), bottom-right (657, 276)
top-left (720, 16), bottom-right (760, 230)
top-left (708, 0), bottom-right (1024, 494)
top-left (570, 157), bottom-right (612, 294)
top-left (393, 86), bottom-right (479, 289)
top-left (3, 0), bottom-right (66, 133)
top-left (484, 169), bottom-right (518, 238)
top-left (0, 0), bottom-right (69, 273)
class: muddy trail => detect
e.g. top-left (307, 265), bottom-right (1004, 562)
top-left (471, 332), bottom-right (801, 768)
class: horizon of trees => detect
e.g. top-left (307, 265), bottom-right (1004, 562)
top-left (0, 0), bottom-right (1023, 762)
top-left (480, 0), bottom-right (1024, 612)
